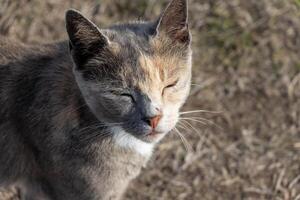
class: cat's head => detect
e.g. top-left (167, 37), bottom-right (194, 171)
top-left (65, 0), bottom-right (192, 144)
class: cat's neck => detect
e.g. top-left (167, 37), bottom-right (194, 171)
top-left (111, 126), bottom-right (154, 158)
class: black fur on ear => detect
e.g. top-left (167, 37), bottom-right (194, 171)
top-left (65, 9), bottom-right (109, 65)
top-left (155, 0), bottom-right (190, 44)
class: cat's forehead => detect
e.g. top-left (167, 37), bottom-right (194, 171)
top-left (103, 22), bottom-right (189, 61)
top-left (103, 28), bottom-right (152, 55)
top-left (98, 24), bottom-right (191, 90)
top-left (118, 44), bottom-right (189, 92)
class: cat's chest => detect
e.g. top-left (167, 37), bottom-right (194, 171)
top-left (80, 143), bottom-right (149, 198)
top-left (89, 141), bottom-right (150, 175)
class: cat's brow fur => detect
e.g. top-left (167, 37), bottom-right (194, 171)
top-left (0, 0), bottom-right (192, 199)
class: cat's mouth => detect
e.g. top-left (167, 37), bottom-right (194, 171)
top-left (147, 130), bottom-right (164, 136)
top-left (140, 130), bottom-right (166, 143)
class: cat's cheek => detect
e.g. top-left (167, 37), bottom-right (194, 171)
top-left (99, 96), bottom-right (132, 115)
top-left (163, 89), bottom-right (189, 107)
top-left (156, 108), bottom-right (179, 133)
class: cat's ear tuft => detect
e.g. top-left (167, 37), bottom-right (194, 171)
top-left (65, 9), bottom-right (109, 53)
top-left (155, 0), bottom-right (190, 44)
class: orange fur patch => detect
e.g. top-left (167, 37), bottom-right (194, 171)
top-left (137, 46), bottom-right (191, 105)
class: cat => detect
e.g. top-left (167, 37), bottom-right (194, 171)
top-left (0, 0), bottom-right (192, 199)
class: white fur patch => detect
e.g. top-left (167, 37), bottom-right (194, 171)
top-left (111, 127), bottom-right (154, 157)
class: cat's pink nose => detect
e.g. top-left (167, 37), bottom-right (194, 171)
top-left (149, 115), bottom-right (162, 129)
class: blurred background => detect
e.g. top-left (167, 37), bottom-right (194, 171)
top-left (0, 0), bottom-right (300, 199)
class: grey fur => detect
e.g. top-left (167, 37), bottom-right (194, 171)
top-left (0, 0), bottom-right (191, 199)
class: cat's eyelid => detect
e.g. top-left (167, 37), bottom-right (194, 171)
top-left (162, 79), bottom-right (179, 95)
top-left (166, 79), bottom-right (179, 88)
top-left (120, 93), bottom-right (136, 103)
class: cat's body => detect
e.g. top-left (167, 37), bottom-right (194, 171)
top-left (0, 0), bottom-right (192, 199)
top-left (0, 39), bottom-right (149, 199)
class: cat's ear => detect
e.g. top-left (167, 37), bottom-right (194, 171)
top-left (155, 0), bottom-right (190, 44)
top-left (65, 9), bottom-right (109, 56)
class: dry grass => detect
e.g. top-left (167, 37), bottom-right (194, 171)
top-left (0, 0), bottom-right (300, 199)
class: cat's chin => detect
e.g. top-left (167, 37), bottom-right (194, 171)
top-left (111, 126), bottom-right (166, 157)
top-left (138, 131), bottom-right (166, 143)
top-left (111, 126), bottom-right (166, 144)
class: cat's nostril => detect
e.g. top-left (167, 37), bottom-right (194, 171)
top-left (143, 115), bottom-right (162, 129)
top-left (143, 118), bottom-right (152, 126)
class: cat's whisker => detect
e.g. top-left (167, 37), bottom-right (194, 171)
top-left (82, 121), bottom-right (124, 140)
top-left (77, 122), bottom-right (123, 140)
top-left (77, 127), bottom-right (107, 139)
top-left (180, 117), bottom-right (223, 130)
top-left (81, 122), bottom-right (123, 130)
top-left (53, 104), bottom-right (85, 121)
top-left (190, 83), bottom-right (203, 87)
top-left (179, 118), bottom-right (207, 125)
top-left (176, 122), bottom-right (189, 131)
top-left (181, 116), bottom-right (211, 123)
top-left (179, 120), bottom-right (208, 148)
top-left (78, 128), bottom-right (112, 142)
top-left (78, 123), bottom-right (107, 131)
top-left (81, 133), bottom-right (108, 143)
top-left (179, 110), bottom-right (222, 115)
top-left (173, 127), bottom-right (192, 152)
top-left (177, 121), bottom-right (198, 136)
top-left (179, 120), bottom-right (202, 136)
top-left (183, 117), bottom-right (223, 130)
top-left (176, 123), bottom-right (191, 134)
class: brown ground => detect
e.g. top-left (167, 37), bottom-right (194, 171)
top-left (0, 0), bottom-right (300, 199)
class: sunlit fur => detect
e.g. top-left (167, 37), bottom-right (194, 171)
top-left (0, 0), bottom-right (192, 199)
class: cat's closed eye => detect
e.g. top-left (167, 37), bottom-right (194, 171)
top-left (162, 79), bottom-right (179, 94)
top-left (106, 90), bottom-right (135, 103)
top-left (120, 93), bottom-right (135, 103)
